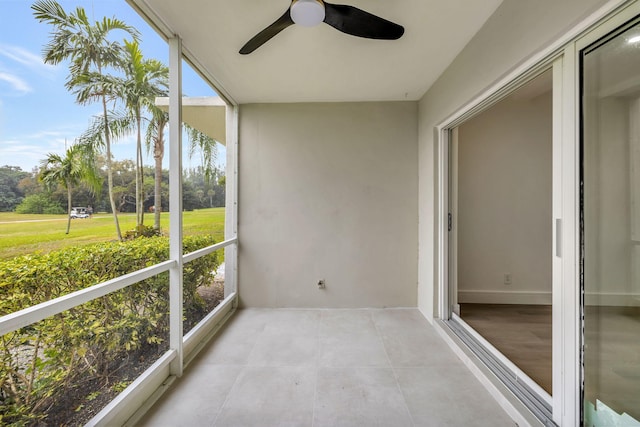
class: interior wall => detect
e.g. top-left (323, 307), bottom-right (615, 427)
top-left (238, 102), bottom-right (418, 308)
top-left (417, 0), bottom-right (608, 319)
top-left (457, 90), bottom-right (552, 305)
top-left (584, 96), bottom-right (635, 305)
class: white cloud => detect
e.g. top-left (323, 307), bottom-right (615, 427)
top-left (0, 120), bottom-right (143, 171)
top-left (0, 127), bottom-right (82, 162)
top-left (0, 44), bottom-right (56, 76)
top-left (0, 72), bottom-right (32, 93)
top-left (0, 140), bottom-right (48, 170)
top-left (0, 131), bottom-right (78, 171)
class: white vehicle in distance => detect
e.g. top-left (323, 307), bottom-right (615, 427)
top-left (70, 207), bottom-right (89, 219)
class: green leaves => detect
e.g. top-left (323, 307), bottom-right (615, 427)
top-left (32, 0), bottom-right (140, 73)
top-left (32, 0), bottom-right (142, 242)
top-left (0, 235), bottom-right (219, 424)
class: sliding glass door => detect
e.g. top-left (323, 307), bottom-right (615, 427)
top-left (581, 17), bottom-right (640, 425)
top-left (437, 5), bottom-right (640, 425)
top-left (446, 69), bottom-right (555, 423)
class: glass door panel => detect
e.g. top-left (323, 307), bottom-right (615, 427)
top-left (581, 18), bottom-right (640, 425)
top-left (453, 70), bottom-right (553, 395)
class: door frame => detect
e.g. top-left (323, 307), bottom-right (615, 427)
top-left (433, 2), bottom-right (638, 425)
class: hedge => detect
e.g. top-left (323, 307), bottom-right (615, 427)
top-left (0, 235), bottom-right (219, 425)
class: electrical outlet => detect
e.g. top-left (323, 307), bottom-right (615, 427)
top-left (504, 273), bottom-right (512, 285)
top-left (317, 279), bottom-right (325, 289)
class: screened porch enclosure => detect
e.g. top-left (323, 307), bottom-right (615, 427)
top-left (4, 0), bottom-right (640, 426)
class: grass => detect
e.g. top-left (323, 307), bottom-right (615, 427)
top-left (0, 208), bottom-right (225, 260)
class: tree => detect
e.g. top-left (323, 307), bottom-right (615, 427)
top-left (0, 166), bottom-right (31, 211)
top-left (14, 194), bottom-right (65, 214)
top-left (82, 115), bottom-right (220, 230)
top-left (80, 107), bottom-right (168, 230)
top-left (109, 159), bottom-right (137, 213)
top-left (184, 166), bottom-right (226, 208)
top-left (17, 173), bottom-right (43, 198)
top-left (118, 39), bottom-right (168, 229)
top-left (33, 0), bottom-right (139, 241)
top-left (79, 42), bottom-right (169, 231)
top-left (39, 145), bottom-right (102, 234)
top-left (146, 109), bottom-right (169, 230)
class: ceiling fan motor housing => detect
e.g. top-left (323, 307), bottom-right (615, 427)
top-left (239, 0), bottom-right (403, 54)
top-left (291, 0), bottom-right (325, 27)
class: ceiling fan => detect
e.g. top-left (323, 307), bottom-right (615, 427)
top-left (239, 0), bottom-right (404, 55)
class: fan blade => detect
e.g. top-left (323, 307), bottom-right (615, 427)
top-left (323, 2), bottom-right (404, 40)
top-left (239, 9), bottom-right (295, 54)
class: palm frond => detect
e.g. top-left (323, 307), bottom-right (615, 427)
top-left (79, 110), bottom-right (135, 151)
top-left (38, 144), bottom-right (102, 194)
top-left (185, 124), bottom-right (218, 183)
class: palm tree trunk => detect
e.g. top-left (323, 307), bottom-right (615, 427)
top-left (102, 93), bottom-right (122, 241)
top-left (140, 149), bottom-right (145, 225)
top-left (153, 155), bottom-right (162, 230)
top-left (136, 115), bottom-right (143, 227)
top-left (66, 186), bottom-right (72, 234)
top-left (153, 127), bottom-right (165, 231)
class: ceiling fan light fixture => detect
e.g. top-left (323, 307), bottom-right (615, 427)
top-left (291, 0), bottom-right (325, 27)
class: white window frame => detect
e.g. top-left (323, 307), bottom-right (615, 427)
top-left (0, 33), bottom-right (241, 426)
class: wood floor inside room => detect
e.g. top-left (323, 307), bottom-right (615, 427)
top-left (459, 303), bottom-right (552, 395)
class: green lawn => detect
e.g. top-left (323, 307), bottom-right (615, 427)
top-left (0, 208), bottom-right (225, 260)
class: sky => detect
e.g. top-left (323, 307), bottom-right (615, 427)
top-left (0, 0), bottom-right (221, 173)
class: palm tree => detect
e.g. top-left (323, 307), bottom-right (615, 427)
top-left (82, 112), bottom-right (219, 233)
top-left (33, 0), bottom-right (139, 241)
top-left (79, 41), bottom-right (168, 231)
top-left (80, 109), bottom-right (165, 230)
top-left (39, 144), bottom-right (102, 234)
top-left (118, 39), bottom-right (168, 228)
top-left (145, 108), bottom-right (169, 231)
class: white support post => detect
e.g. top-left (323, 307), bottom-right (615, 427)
top-left (224, 105), bottom-right (239, 298)
top-left (168, 36), bottom-right (183, 377)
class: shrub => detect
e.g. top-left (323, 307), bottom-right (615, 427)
top-left (14, 194), bottom-right (65, 214)
top-left (0, 235), bottom-right (219, 425)
top-left (123, 225), bottom-right (162, 240)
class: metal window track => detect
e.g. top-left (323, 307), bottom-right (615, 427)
top-left (445, 319), bottom-right (557, 427)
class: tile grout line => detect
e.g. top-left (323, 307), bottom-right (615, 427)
top-left (310, 309), bottom-right (324, 427)
top-left (371, 309), bottom-right (418, 427)
top-left (211, 312), bottom-right (266, 427)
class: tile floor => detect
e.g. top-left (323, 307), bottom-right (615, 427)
top-left (137, 308), bottom-right (516, 427)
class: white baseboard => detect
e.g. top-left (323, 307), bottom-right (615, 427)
top-left (458, 290), bottom-right (552, 305)
top-left (458, 290), bottom-right (640, 306)
top-left (584, 292), bottom-right (640, 306)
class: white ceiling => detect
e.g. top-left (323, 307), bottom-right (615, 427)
top-left (129, 0), bottom-right (503, 104)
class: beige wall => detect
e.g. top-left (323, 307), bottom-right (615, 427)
top-left (417, 0), bottom-right (608, 319)
top-left (238, 102), bottom-right (418, 308)
top-left (456, 90), bottom-right (552, 304)
top-left (584, 97), bottom-right (635, 305)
